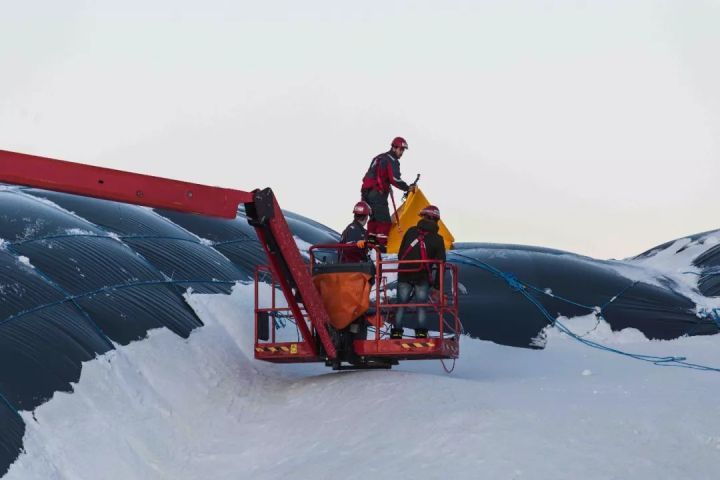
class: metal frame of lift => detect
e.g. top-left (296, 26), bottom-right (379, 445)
top-left (254, 243), bottom-right (461, 369)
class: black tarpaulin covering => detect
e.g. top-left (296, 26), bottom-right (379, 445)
top-left (0, 190), bottom-right (105, 240)
top-left (448, 243), bottom-right (717, 348)
top-left (157, 207), bottom-right (342, 270)
top-left (0, 249), bottom-right (114, 411)
top-left (123, 238), bottom-right (244, 294)
top-left (0, 303), bottom-right (113, 411)
top-left (23, 189), bottom-right (198, 239)
top-left (283, 210), bottom-right (342, 245)
top-left (25, 189), bottom-right (247, 294)
top-left (8, 236), bottom-right (203, 343)
top-left (0, 400), bottom-right (23, 475)
top-left (0, 186), bottom-right (339, 476)
top-left (692, 242), bottom-right (720, 296)
top-left (153, 209), bottom-right (266, 276)
top-left (633, 228), bottom-right (720, 298)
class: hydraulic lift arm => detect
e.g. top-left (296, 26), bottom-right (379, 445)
top-left (0, 149), bottom-right (337, 359)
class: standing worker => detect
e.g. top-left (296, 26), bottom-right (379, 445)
top-left (338, 201), bottom-right (372, 263)
top-left (360, 136), bottom-right (415, 252)
top-left (391, 205), bottom-right (446, 339)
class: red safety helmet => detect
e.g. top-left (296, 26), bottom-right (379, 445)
top-left (391, 136), bottom-right (409, 150)
top-left (353, 201), bottom-right (372, 216)
top-left (419, 205), bottom-right (440, 220)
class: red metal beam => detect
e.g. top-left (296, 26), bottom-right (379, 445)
top-left (0, 149), bottom-right (252, 218)
top-left (253, 198), bottom-right (337, 359)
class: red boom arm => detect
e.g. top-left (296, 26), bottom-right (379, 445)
top-left (0, 149), bottom-right (337, 359)
top-left (0, 150), bottom-right (252, 218)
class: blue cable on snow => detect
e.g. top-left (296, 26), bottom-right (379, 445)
top-left (448, 251), bottom-right (720, 373)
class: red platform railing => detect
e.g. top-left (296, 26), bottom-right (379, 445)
top-left (254, 242), bottom-right (461, 365)
top-left (253, 265), bottom-right (318, 362)
top-left (309, 244), bottom-right (461, 361)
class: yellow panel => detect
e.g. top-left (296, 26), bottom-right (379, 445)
top-left (386, 187), bottom-right (455, 254)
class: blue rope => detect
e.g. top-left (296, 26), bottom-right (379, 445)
top-left (525, 283), bottom-right (599, 311)
top-left (10, 233), bottom-right (111, 245)
top-left (213, 238), bottom-right (256, 247)
top-left (12, 232), bottom-right (212, 247)
top-left (0, 278), bottom-right (240, 328)
top-left (5, 243), bottom-right (115, 350)
top-left (599, 280), bottom-right (639, 310)
top-left (448, 251), bottom-right (720, 373)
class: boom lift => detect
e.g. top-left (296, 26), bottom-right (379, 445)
top-left (0, 149), bottom-right (461, 370)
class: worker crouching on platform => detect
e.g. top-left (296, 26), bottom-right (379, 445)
top-left (391, 205), bottom-right (446, 339)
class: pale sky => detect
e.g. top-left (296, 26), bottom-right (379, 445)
top-left (2, 1), bottom-right (719, 259)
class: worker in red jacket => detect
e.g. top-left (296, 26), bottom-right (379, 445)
top-left (391, 205), bottom-right (446, 339)
top-left (360, 136), bottom-right (415, 252)
top-left (338, 201), bottom-right (371, 263)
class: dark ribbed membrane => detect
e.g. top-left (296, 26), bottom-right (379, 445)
top-left (692, 243), bottom-right (720, 296)
top-left (0, 186), bottom-right (341, 475)
top-left (633, 228), bottom-right (720, 297)
top-left (0, 399), bottom-right (23, 478)
top-left (156, 209), bottom-right (268, 277)
top-left (23, 189), bottom-right (198, 239)
top-left (449, 244), bottom-right (717, 348)
top-left (0, 190), bottom-right (104, 240)
top-left (0, 303), bottom-right (113, 411)
top-left (0, 249), bottom-right (114, 412)
top-left (123, 238), bottom-right (244, 294)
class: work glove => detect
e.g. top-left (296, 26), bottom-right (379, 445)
top-left (403, 185), bottom-right (416, 201)
top-left (356, 240), bottom-right (366, 248)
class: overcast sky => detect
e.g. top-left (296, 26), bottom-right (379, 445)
top-left (2, 1), bottom-right (719, 259)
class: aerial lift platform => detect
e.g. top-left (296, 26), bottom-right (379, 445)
top-left (0, 149), bottom-right (461, 370)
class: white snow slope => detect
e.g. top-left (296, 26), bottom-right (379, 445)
top-left (5, 276), bottom-right (720, 480)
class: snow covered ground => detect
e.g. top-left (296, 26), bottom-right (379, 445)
top-left (5, 281), bottom-right (719, 480)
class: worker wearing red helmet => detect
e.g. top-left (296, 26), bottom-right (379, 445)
top-left (391, 205), bottom-right (446, 339)
top-left (360, 136), bottom-right (416, 252)
top-left (338, 201), bottom-right (372, 263)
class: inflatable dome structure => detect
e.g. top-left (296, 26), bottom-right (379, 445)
top-left (0, 184), bottom-right (718, 475)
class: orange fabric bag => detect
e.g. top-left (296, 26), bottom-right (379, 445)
top-left (312, 272), bottom-right (372, 329)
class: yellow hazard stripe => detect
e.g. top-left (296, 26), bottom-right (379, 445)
top-left (400, 342), bottom-right (436, 349)
top-left (255, 344), bottom-right (299, 354)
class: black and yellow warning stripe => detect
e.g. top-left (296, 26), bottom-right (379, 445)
top-left (255, 344), bottom-right (299, 354)
top-left (400, 341), bottom-right (436, 349)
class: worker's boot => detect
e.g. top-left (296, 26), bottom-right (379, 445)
top-left (390, 328), bottom-right (403, 339)
top-left (414, 328), bottom-right (428, 339)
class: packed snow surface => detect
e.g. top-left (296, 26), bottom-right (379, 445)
top-left (6, 281), bottom-right (719, 480)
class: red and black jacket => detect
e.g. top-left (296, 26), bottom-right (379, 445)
top-left (361, 150), bottom-right (410, 195)
top-left (397, 219), bottom-right (446, 287)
